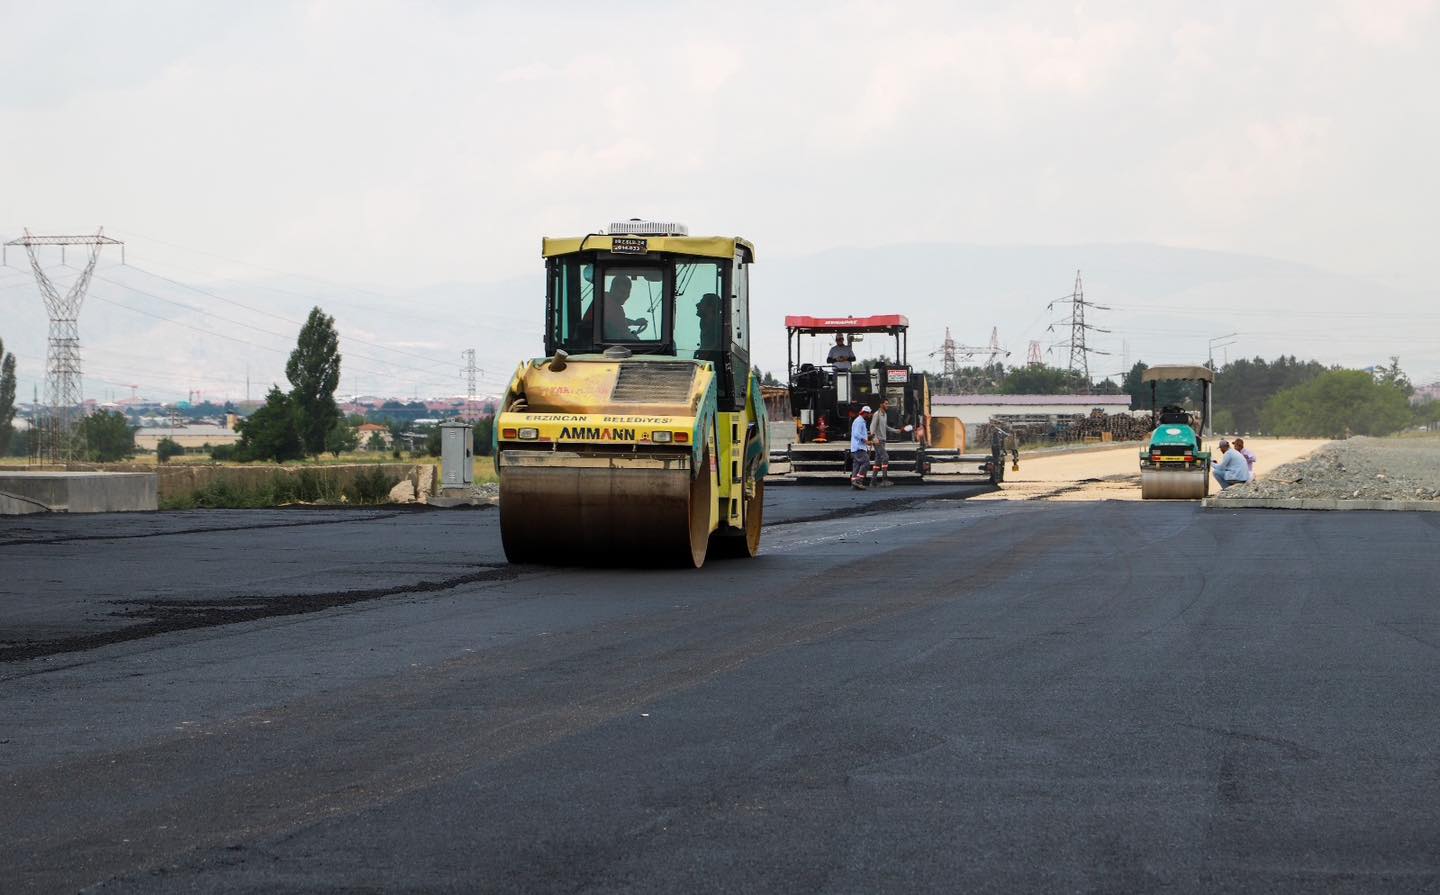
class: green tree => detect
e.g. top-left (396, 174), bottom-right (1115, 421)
top-left (1212, 356), bottom-right (1328, 432)
top-left (7, 428), bottom-right (31, 458)
top-left (286, 306), bottom-right (342, 455)
top-left (78, 410), bottom-right (136, 462)
top-left (473, 417), bottom-right (494, 456)
top-left (324, 419), bottom-right (359, 457)
top-left (1373, 356), bottom-right (1413, 398)
top-left (235, 387), bottom-right (305, 462)
top-left (0, 337), bottom-right (15, 456)
top-left (999, 364), bottom-right (1080, 395)
top-left (367, 430), bottom-right (387, 452)
top-left (1415, 400), bottom-right (1440, 430)
top-left (1262, 369), bottom-right (1413, 437)
top-left (156, 437), bottom-right (184, 462)
top-left (425, 426), bottom-right (442, 457)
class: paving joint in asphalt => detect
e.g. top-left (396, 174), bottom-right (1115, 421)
top-left (0, 563), bottom-right (518, 664)
top-left (0, 507), bottom-right (430, 548)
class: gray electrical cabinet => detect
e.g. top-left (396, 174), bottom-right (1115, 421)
top-left (439, 422), bottom-right (474, 489)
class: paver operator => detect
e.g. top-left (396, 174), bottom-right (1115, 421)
top-left (1212, 439), bottom-right (1252, 490)
top-left (827, 334), bottom-right (856, 372)
top-left (850, 405), bottom-right (873, 490)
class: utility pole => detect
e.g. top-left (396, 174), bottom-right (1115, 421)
top-left (1047, 270), bottom-right (1110, 392)
top-left (1208, 332), bottom-right (1238, 370)
top-left (1027, 340), bottom-right (1043, 366)
top-left (461, 348), bottom-right (480, 419)
top-left (3, 228), bottom-right (124, 463)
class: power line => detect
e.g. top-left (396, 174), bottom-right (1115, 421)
top-left (114, 263), bottom-right (487, 369)
top-left (88, 276), bottom-right (469, 382)
top-left (109, 229), bottom-right (542, 331)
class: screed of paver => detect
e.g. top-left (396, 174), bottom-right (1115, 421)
top-left (973, 437), bottom-right (1328, 501)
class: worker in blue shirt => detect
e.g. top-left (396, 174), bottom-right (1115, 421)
top-left (850, 405), bottom-right (873, 490)
top-left (1212, 439), bottom-right (1252, 489)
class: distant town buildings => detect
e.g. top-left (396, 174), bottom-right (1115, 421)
top-left (355, 423), bottom-right (393, 451)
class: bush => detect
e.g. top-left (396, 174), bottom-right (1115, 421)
top-left (210, 443), bottom-right (238, 461)
top-left (344, 466), bottom-right (394, 504)
top-left (156, 437), bottom-right (184, 463)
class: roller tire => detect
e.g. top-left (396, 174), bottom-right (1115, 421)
top-left (710, 478), bottom-right (764, 560)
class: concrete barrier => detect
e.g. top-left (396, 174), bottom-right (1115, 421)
top-left (0, 471), bottom-right (158, 514)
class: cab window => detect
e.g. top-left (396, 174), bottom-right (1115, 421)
top-left (599, 267), bottom-right (664, 344)
top-left (673, 261), bottom-right (725, 358)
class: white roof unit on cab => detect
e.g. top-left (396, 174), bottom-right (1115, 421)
top-left (606, 218), bottom-right (689, 236)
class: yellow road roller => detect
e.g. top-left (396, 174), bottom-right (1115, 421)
top-left (494, 221), bottom-right (768, 567)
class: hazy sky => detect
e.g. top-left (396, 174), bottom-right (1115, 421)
top-left (2, 1), bottom-right (1438, 396)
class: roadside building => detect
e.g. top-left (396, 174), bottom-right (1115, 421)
top-left (134, 424), bottom-right (240, 454)
top-left (356, 423), bottom-right (393, 451)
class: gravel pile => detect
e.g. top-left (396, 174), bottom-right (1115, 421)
top-left (1219, 436), bottom-right (1440, 502)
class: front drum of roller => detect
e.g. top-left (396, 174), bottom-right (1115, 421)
top-left (499, 450), bottom-right (712, 568)
top-left (1140, 466), bottom-right (1209, 500)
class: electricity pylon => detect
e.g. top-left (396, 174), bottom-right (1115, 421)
top-left (1047, 270), bottom-right (1109, 389)
top-left (3, 229), bottom-right (124, 462)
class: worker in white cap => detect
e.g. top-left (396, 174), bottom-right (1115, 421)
top-left (1212, 439), bottom-right (1251, 489)
top-left (850, 405), bottom-right (873, 489)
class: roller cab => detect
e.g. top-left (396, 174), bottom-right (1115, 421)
top-left (495, 222), bottom-right (767, 567)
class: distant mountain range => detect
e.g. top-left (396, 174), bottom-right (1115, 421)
top-left (1, 241), bottom-right (1432, 403)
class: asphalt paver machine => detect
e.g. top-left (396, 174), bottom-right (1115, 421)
top-left (784, 315), bottom-right (929, 482)
top-left (493, 220), bottom-right (768, 568)
top-left (1139, 364), bottom-right (1214, 499)
top-left (779, 315), bottom-right (1008, 485)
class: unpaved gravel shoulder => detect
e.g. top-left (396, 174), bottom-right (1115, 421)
top-left (977, 437), bottom-right (1326, 502)
top-left (1218, 435), bottom-right (1440, 502)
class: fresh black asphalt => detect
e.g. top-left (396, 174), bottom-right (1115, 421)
top-left (3, 490), bottom-right (1440, 892)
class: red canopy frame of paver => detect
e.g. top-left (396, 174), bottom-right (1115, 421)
top-left (785, 315), bottom-right (910, 371)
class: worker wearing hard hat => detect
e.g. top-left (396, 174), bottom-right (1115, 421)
top-left (850, 405), bottom-right (873, 489)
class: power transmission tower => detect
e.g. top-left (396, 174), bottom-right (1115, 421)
top-left (1027, 340), bottom-right (1043, 366)
top-left (3, 229), bottom-right (124, 462)
top-left (938, 328), bottom-right (957, 384)
top-left (984, 327), bottom-right (1008, 367)
top-left (461, 348), bottom-right (480, 418)
top-left (1047, 270), bottom-right (1109, 390)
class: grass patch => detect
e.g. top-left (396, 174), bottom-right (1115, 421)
top-left (160, 467), bottom-right (403, 509)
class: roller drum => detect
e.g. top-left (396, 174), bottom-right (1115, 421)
top-left (1140, 466), bottom-right (1209, 500)
top-left (499, 449), bottom-right (712, 567)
